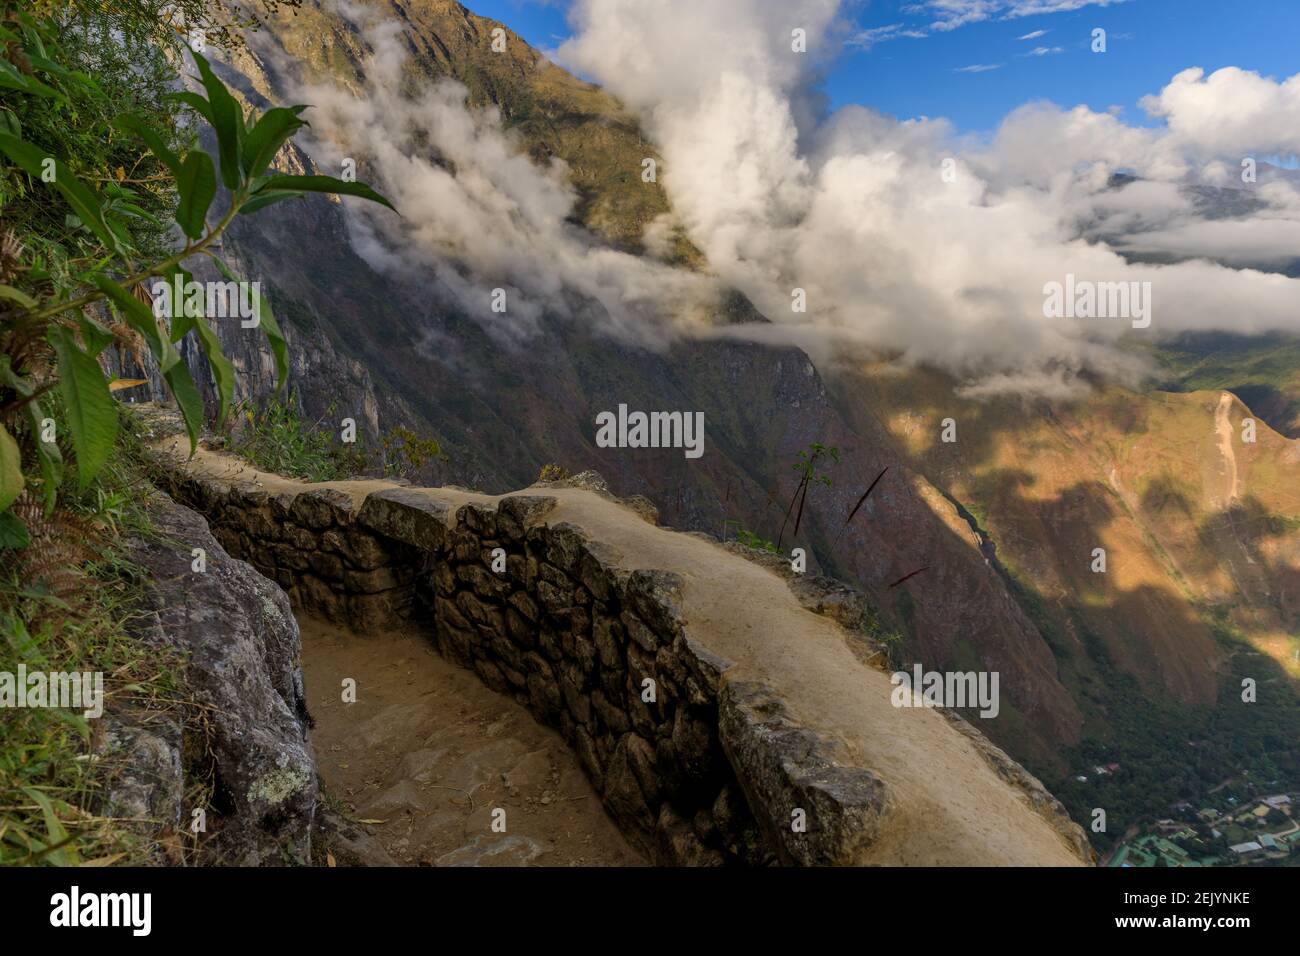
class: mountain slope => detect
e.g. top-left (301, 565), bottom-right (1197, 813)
top-left (1155, 331), bottom-right (1300, 439)
top-left (141, 0), bottom-right (1300, 838)
top-left (848, 364), bottom-right (1300, 841)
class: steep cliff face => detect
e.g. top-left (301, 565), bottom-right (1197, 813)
top-left (853, 366), bottom-right (1300, 688)
top-left (134, 0), bottom-right (1300, 804)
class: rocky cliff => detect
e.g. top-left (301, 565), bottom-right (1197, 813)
top-left (102, 490), bottom-right (318, 864)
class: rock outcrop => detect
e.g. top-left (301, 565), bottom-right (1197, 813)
top-left (106, 491), bottom-right (319, 864)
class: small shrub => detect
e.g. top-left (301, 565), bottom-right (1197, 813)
top-left (380, 425), bottom-right (441, 479)
top-left (227, 398), bottom-right (346, 482)
top-left (735, 528), bottom-right (779, 553)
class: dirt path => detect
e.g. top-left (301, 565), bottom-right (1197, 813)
top-left (165, 439), bottom-right (1088, 866)
top-left (301, 615), bottom-right (642, 867)
top-left (1215, 391), bottom-right (1243, 506)
top-left (531, 489), bottom-right (1085, 866)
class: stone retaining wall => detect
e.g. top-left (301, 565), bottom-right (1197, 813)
top-left (159, 467), bottom-right (901, 865)
top-left (156, 462), bottom-right (1089, 867)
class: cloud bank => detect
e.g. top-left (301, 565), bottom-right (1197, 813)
top-left (272, 8), bottom-right (715, 347)
top-left (554, 0), bottom-right (1300, 391)
top-left (252, 0), bottom-right (1300, 396)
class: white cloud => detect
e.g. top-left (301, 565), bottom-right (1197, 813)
top-left (955, 62), bottom-right (1004, 72)
top-left (1141, 66), bottom-right (1300, 157)
top-left (242, 0), bottom-right (1300, 398)
top-left (908, 0), bottom-right (1131, 31)
top-left (1025, 45), bottom-right (1065, 56)
top-left (558, 0), bottom-right (1300, 393)
top-left (267, 9), bottom-right (715, 348)
top-left (1116, 218), bottom-right (1300, 268)
top-left (848, 23), bottom-right (930, 49)
top-left (1017, 29), bottom-right (1049, 39)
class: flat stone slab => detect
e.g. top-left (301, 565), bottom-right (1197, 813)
top-left (357, 488), bottom-right (452, 551)
top-left (719, 680), bottom-right (894, 866)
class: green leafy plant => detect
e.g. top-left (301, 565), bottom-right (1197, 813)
top-left (380, 424), bottom-right (441, 479)
top-left (0, 18), bottom-right (393, 534)
top-left (0, 460), bottom-right (185, 866)
top-left (777, 441), bottom-right (839, 548)
top-left (0, 0), bottom-right (391, 870)
top-left (736, 528), bottom-right (778, 553)
top-left (722, 519), bottom-right (779, 553)
top-left (226, 397), bottom-right (346, 482)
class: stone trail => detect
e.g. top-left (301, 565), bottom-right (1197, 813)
top-left (148, 422), bottom-right (1094, 867)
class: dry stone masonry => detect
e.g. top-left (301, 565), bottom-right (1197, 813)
top-left (154, 451), bottom-right (1091, 867)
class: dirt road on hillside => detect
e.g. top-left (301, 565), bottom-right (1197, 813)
top-left (1215, 391), bottom-right (1243, 506)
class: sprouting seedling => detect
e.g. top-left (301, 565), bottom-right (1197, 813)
top-left (777, 442), bottom-right (839, 549)
top-left (836, 466), bottom-right (889, 544)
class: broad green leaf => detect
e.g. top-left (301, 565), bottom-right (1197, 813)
top-left (212, 255), bottom-right (287, 388)
top-left (113, 114), bottom-right (181, 180)
top-left (168, 90), bottom-right (216, 129)
top-left (0, 60), bottom-right (60, 99)
top-left (18, 16), bottom-right (46, 54)
top-left (256, 174), bottom-right (396, 212)
top-left (22, 399), bottom-right (61, 513)
top-left (192, 317), bottom-right (236, 427)
top-left (50, 327), bottom-right (117, 489)
top-left (241, 106), bottom-right (307, 177)
top-left (22, 788), bottom-right (80, 866)
top-left (238, 189), bottom-right (303, 216)
top-left (108, 200), bottom-right (163, 226)
top-left (190, 51), bottom-right (245, 190)
top-left (0, 510), bottom-right (29, 549)
top-left (0, 133), bottom-right (120, 251)
top-left (76, 313), bottom-right (115, 357)
top-left (23, 52), bottom-right (70, 76)
top-left (164, 357), bottom-right (204, 456)
top-left (159, 263), bottom-right (197, 343)
top-left (105, 215), bottom-right (133, 253)
top-left (0, 423), bottom-right (23, 510)
top-left (175, 149), bottom-right (216, 240)
top-left (94, 275), bottom-right (181, 373)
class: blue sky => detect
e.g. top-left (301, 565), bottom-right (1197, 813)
top-left (464, 0), bottom-right (1300, 134)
